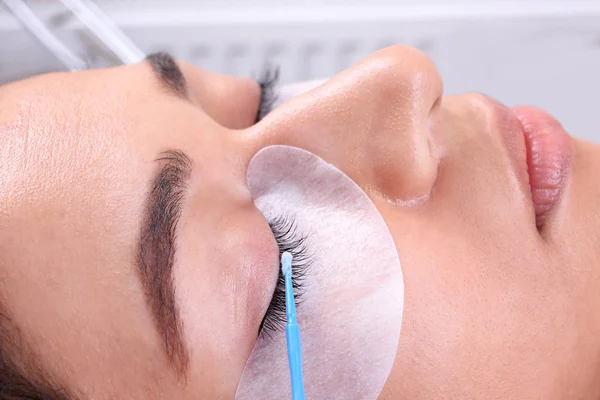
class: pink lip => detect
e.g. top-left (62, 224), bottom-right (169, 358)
top-left (511, 105), bottom-right (572, 229)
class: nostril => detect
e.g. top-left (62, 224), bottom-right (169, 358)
top-left (371, 132), bottom-right (439, 206)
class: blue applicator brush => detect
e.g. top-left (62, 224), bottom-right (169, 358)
top-left (281, 251), bottom-right (306, 400)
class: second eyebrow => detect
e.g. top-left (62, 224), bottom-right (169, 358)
top-left (146, 52), bottom-right (189, 98)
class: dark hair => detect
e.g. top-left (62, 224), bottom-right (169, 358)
top-left (0, 309), bottom-right (71, 400)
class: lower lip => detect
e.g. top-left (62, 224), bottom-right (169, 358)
top-left (510, 105), bottom-right (572, 229)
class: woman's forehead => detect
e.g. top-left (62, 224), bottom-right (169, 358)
top-left (0, 69), bottom-right (154, 236)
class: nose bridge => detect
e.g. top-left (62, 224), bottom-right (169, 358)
top-left (246, 45), bottom-right (443, 204)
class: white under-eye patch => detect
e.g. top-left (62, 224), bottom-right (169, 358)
top-left (236, 145), bottom-right (404, 400)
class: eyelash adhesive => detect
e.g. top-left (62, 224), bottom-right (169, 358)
top-left (282, 251), bottom-right (306, 400)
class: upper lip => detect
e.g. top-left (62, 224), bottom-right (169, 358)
top-left (474, 97), bottom-right (571, 231)
top-left (511, 105), bottom-right (572, 229)
top-left (484, 97), bottom-right (572, 230)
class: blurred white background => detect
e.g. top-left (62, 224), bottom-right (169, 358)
top-left (1, 0), bottom-right (599, 142)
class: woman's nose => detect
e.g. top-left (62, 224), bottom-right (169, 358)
top-left (245, 45), bottom-right (443, 203)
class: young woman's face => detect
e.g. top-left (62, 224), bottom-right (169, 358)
top-left (0, 46), bottom-right (599, 399)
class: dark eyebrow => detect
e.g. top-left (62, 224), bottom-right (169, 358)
top-left (145, 52), bottom-right (189, 99)
top-left (137, 149), bottom-right (192, 377)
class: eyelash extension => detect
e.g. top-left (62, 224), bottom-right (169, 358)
top-left (255, 64), bottom-right (280, 123)
top-left (259, 215), bottom-right (311, 339)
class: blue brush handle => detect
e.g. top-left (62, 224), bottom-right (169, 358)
top-left (286, 321), bottom-right (306, 400)
top-left (282, 252), bottom-right (306, 400)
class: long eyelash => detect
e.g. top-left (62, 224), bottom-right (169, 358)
top-left (259, 215), bottom-right (311, 338)
top-left (255, 64), bottom-right (280, 123)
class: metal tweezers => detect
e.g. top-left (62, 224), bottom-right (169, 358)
top-left (2, 0), bottom-right (145, 70)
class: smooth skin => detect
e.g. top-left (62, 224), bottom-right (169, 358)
top-left (0, 46), bottom-right (599, 399)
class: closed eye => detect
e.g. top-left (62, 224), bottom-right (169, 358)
top-left (255, 65), bottom-right (280, 123)
top-left (259, 215), bottom-right (311, 339)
